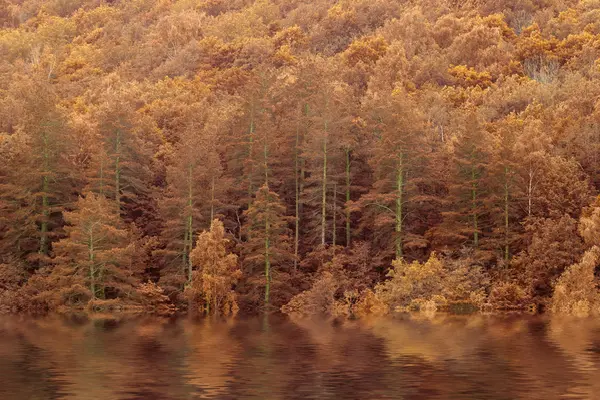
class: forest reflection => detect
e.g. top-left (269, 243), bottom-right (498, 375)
top-left (0, 314), bottom-right (599, 400)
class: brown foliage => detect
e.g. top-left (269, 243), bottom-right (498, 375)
top-left (137, 281), bottom-right (177, 316)
top-left (512, 215), bottom-right (585, 301)
top-left (2, 0), bottom-right (600, 316)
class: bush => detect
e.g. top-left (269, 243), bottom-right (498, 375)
top-left (281, 243), bottom-right (376, 317)
top-left (353, 289), bottom-right (388, 317)
top-left (551, 246), bottom-right (600, 316)
top-left (374, 253), bottom-right (446, 309)
top-left (281, 271), bottom-right (339, 316)
top-left (0, 262), bottom-right (27, 312)
top-left (284, 251), bottom-right (491, 317)
top-left (488, 281), bottom-right (531, 310)
top-left (443, 257), bottom-right (489, 307)
top-left (137, 281), bottom-right (177, 316)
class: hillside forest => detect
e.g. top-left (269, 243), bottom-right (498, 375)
top-left (2, 0), bottom-right (600, 316)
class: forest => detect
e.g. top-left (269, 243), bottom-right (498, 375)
top-left (1, 0), bottom-right (600, 316)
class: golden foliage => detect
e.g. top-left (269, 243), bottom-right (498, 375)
top-left (551, 247), bottom-right (600, 316)
top-left (374, 254), bottom-right (446, 309)
top-left (3, 0), bottom-right (600, 317)
top-left (448, 65), bottom-right (493, 88)
top-left (344, 35), bottom-right (388, 67)
top-left (578, 196), bottom-right (600, 246)
top-left (488, 281), bottom-right (531, 310)
top-left (185, 220), bottom-right (241, 315)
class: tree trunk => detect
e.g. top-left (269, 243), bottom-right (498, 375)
top-left (264, 210), bottom-right (271, 306)
top-left (395, 153), bottom-right (404, 258)
top-left (114, 129), bottom-right (122, 212)
top-left (210, 176), bottom-right (215, 223)
top-left (247, 105), bottom-right (255, 201)
top-left (186, 163), bottom-right (193, 283)
top-left (345, 148), bottom-right (351, 247)
top-left (471, 164), bottom-right (479, 247)
top-left (504, 165), bottom-right (510, 262)
top-left (89, 227), bottom-right (95, 299)
top-left (321, 119), bottom-right (328, 246)
top-left (39, 131), bottom-right (50, 255)
top-left (293, 107), bottom-right (301, 272)
top-left (333, 182), bottom-right (337, 246)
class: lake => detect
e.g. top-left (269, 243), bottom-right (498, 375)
top-left (0, 313), bottom-right (599, 399)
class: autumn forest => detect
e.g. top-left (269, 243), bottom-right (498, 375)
top-left (2, 0), bottom-right (600, 316)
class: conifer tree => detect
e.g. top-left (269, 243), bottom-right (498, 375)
top-left (431, 110), bottom-right (491, 251)
top-left (241, 185), bottom-right (293, 307)
top-left (0, 69), bottom-right (73, 265)
top-left (355, 88), bottom-right (428, 259)
top-left (92, 82), bottom-right (154, 223)
top-left (51, 193), bottom-right (136, 302)
top-left (157, 122), bottom-right (226, 290)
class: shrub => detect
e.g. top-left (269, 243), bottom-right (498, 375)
top-left (443, 257), bottom-right (489, 307)
top-left (373, 253), bottom-right (445, 309)
top-left (353, 289), bottom-right (388, 317)
top-left (551, 246), bottom-right (600, 316)
top-left (488, 281), bottom-right (531, 310)
top-left (281, 271), bottom-right (339, 316)
top-left (137, 281), bottom-right (177, 316)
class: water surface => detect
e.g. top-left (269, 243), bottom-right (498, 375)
top-left (1, 314), bottom-right (599, 399)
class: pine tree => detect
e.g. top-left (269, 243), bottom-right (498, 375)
top-left (430, 110), bottom-right (491, 252)
top-left (487, 114), bottom-right (522, 262)
top-left (92, 82), bottom-right (154, 223)
top-left (301, 58), bottom-right (352, 248)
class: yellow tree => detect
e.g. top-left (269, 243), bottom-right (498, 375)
top-left (185, 219), bottom-right (241, 315)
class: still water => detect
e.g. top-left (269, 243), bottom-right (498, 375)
top-left (0, 313), bottom-right (599, 399)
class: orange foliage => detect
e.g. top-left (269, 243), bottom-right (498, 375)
top-left (2, 0), bottom-right (600, 317)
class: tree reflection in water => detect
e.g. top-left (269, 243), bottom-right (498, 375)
top-left (0, 314), bottom-right (599, 399)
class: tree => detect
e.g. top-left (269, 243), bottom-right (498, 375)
top-left (185, 219), bottom-right (241, 315)
top-left (512, 215), bottom-right (585, 301)
top-left (430, 109), bottom-right (492, 253)
top-left (487, 114), bottom-right (522, 262)
top-left (91, 80), bottom-right (154, 222)
top-left (50, 193), bottom-right (136, 304)
top-left (301, 58), bottom-right (353, 248)
top-left (0, 68), bottom-right (74, 265)
top-left (157, 116), bottom-right (226, 289)
top-left (356, 87), bottom-right (428, 259)
top-left (241, 184), bottom-right (293, 308)
top-left (551, 246), bottom-right (600, 316)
